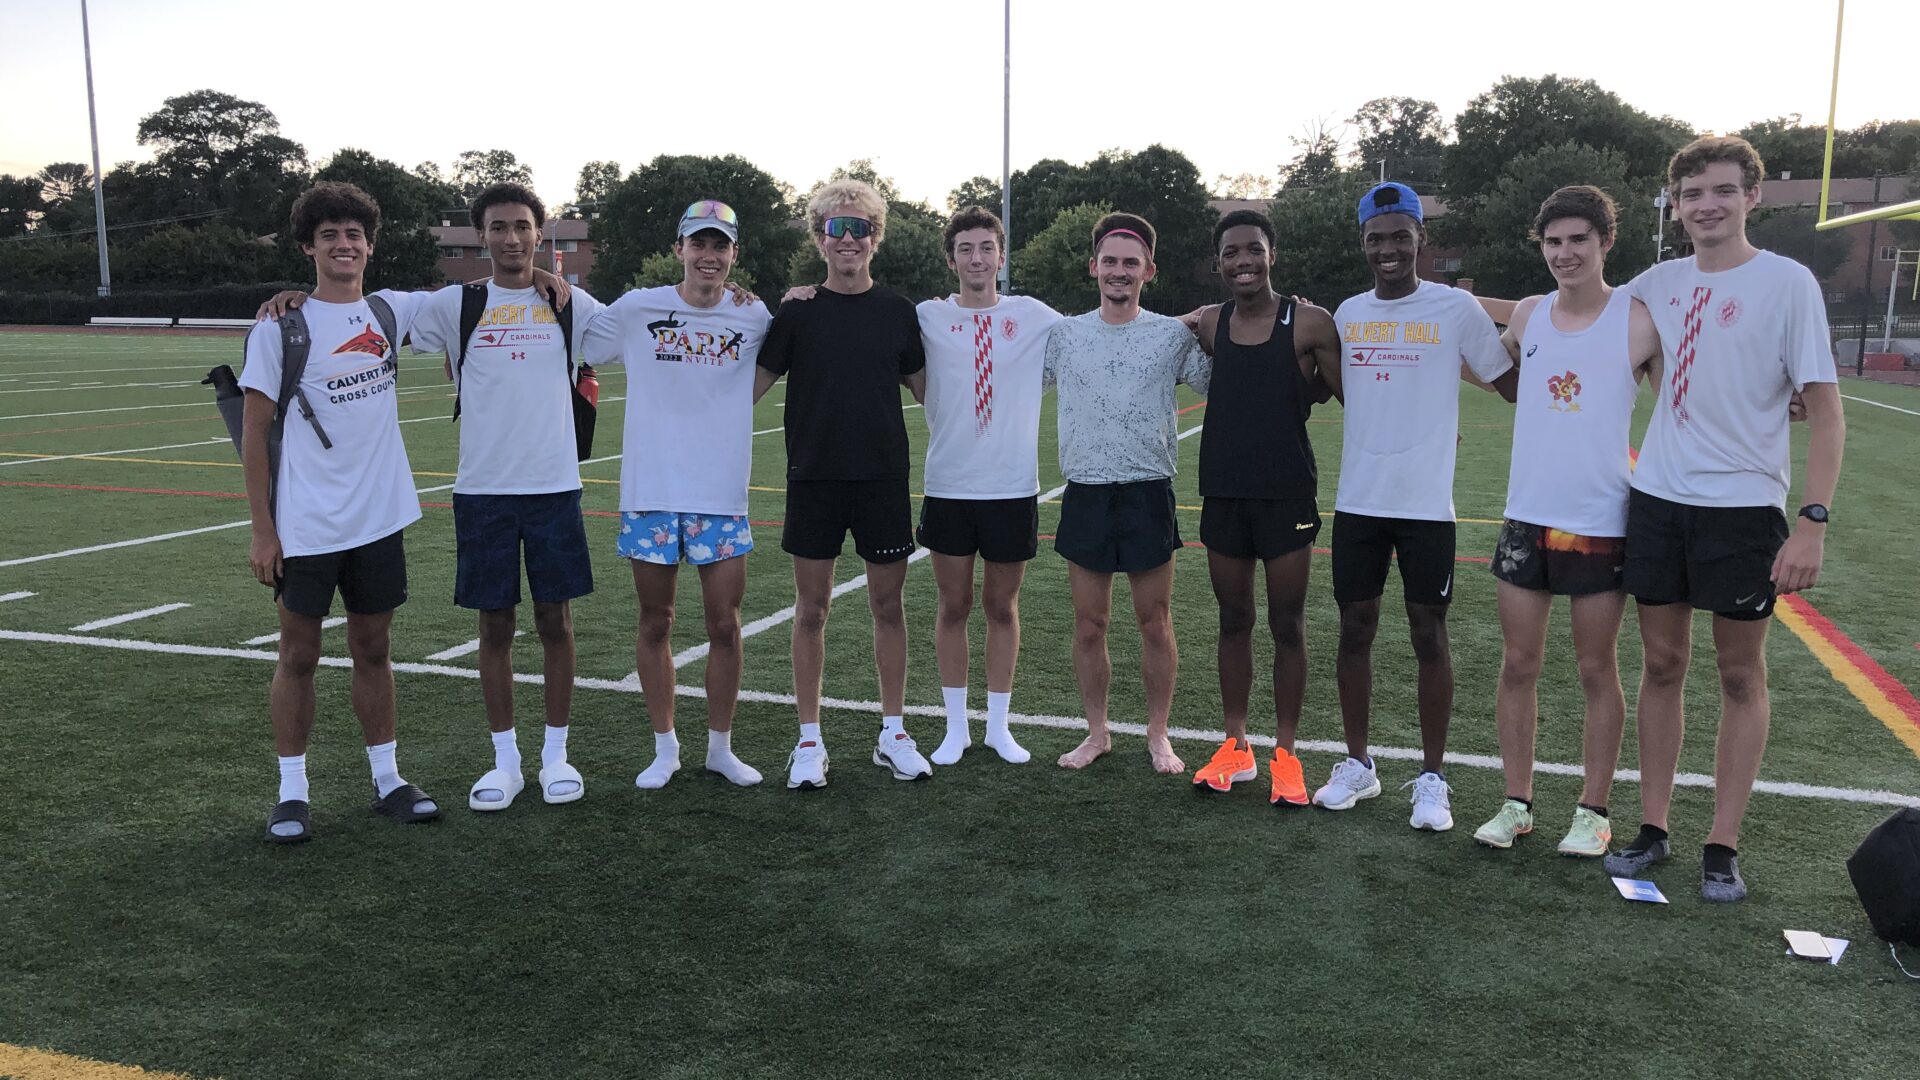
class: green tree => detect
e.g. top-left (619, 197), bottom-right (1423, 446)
top-left (1748, 206), bottom-right (1853, 282)
top-left (590, 153), bottom-right (800, 301)
top-left (116, 223), bottom-right (278, 287)
top-left (1280, 120), bottom-right (1346, 191)
top-left (1265, 170), bottom-right (1376, 304)
top-left (574, 160), bottom-right (621, 216)
top-left (1213, 173), bottom-right (1270, 200)
top-left (1734, 116), bottom-right (1829, 180)
top-left (1445, 76), bottom-right (1692, 200)
top-left (1450, 143), bottom-right (1657, 299)
top-left (1349, 97), bottom-right (1447, 190)
top-left (1010, 203), bottom-right (1111, 313)
top-left (134, 89), bottom-right (309, 234)
top-left (0, 174), bottom-right (42, 236)
top-left (452, 149), bottom-right (534, 199)
top-left (301, 148), bottom-right (449, 288)
top-left (1737, 116), bottom-right (1920, 180)
top-left (948, 175), bottom-right (1002, 215)
top-left (630, 250), bottom-right (756, 293)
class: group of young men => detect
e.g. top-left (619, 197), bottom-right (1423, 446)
top-left (242, 134), bottom-right (1845, 903)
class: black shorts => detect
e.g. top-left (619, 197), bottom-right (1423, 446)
top-left (1055, 479), bottom-right (1180, 574)
top-left (1491, 519), bottom-right (1625, 597)
top-left (1331, 511), bottom-right (1456, 607)
top-left (1624, 489), bottom-right (1788, 621)
top-left (275, 528), bottom-right (408, 619)
top-left (1200, 496), bottom-right (1320, 560)
top-left (917, 495), bottom-right (1039, 562)
top-left (783, 478), bottom-right (915, 564)
top-left (452, 490), bottom-right (593, 611)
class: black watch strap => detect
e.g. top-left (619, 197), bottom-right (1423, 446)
top-left (1798, 503), bottom-right (1829, 525)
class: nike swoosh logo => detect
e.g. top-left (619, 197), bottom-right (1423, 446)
top-left (1280, 309), bottom-right (1293, 326)
top-left (1439, 574), bottom-right (1452, 598)
top-left (1734, 592), bottom-right (1760, 606)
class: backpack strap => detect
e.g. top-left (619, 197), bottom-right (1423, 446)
top-left (364, 292), bottom-right (399, 384)
top-left (546, 284), bottom-right (576, 379)
top-left (453, 282), bottom-right (489, 421)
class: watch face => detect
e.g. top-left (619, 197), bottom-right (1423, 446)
top-left (1800, 504), bottom-right (1828, 523)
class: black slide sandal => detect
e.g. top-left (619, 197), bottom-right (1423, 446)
top-left (264, 800), bottom-right (312, 844)
top-left (370, 783), bottom-right (442, 824)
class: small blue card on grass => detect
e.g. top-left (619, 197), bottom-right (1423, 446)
top-left (1611, 876), bottom-right (1669, 904)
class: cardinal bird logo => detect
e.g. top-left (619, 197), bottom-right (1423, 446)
top-left (333, 324), bottom-right (389, 357)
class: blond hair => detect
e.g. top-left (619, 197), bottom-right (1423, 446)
top-left (807, 179), bottom-right (888, 243)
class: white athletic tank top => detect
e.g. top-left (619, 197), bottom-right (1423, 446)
top-left (1503, 289), bottom-right (1636, 536)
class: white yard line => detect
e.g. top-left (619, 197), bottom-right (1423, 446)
top-left (69, 603), bottom-right (191, 632)
top-left (752, 426), bottom-right (784, 436)
top-left (0, 591), bottom-right (36, 602)
top-left (0, 437), bottom-right (228, 468)
top-left (1842, 393), bottom-right (1920, 417)
top-left (1, 400), bottom-right (224, 421)
top-left (0, 626), bottom-right (1913, 810)
top-left (242, 616), bottom-right (345, 645)
top-left (425, 631), bottom-right (521, 661)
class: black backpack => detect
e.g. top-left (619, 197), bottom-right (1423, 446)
top-left (1847, 807), bottom-right (1920, 977)
top-left (207, 294), bottom-right (398, 520)
top-left (452, 282), bottom-right (596, 460)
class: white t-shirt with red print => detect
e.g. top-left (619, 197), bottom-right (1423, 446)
top-left (917, 295), bottom-right (1063, 500)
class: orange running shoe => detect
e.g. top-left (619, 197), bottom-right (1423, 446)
top-left (1194, 738), bottom-right (1257, 793)
top-left (1269, 747), bottom-right (1309, 806)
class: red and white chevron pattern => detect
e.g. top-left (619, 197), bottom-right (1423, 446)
top-left (972, 313), bottom-right (995, 435)
top-left (1670, 286), bottom-right (1712, 426)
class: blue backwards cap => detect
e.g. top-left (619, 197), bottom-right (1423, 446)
top-left (1358, 182), bottom-right (1424, 226)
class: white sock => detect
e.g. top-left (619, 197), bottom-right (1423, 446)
top-left (932, 687), bottom-right (971, 765)
top-left (491, 728), bottom-right (521, 775)
top-left (882, 715), bottom-right (905, 735)
top-left (366, 740), bottom-right (402, 799)
top-left (636, 728), bottom-right (681, 789)
top-left (277, 754), bottom-right (309, 804)
top-left (984, 690), bottom-right (1029, 763)
top-left (705, 727), bottom-right (762, 786)
top-left (799, 722), bottom-right (823, 745)
top-left (542, 725), bottom-right (569, 770)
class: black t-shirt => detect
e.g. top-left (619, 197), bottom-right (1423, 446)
top-left (758, 284), bottom-right (926, 482)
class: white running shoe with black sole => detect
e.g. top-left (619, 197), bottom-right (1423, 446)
top-left (786, 742), bottom-right (829, 790)
top-left (874, 730), bottom-right (933, 780)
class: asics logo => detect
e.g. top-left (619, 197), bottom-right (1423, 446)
top-left (1295, 521), bottom-right (1315, 530)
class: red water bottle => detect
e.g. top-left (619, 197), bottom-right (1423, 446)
top-left (576, 364), bottom-right (599, 407)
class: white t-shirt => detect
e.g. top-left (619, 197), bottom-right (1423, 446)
top-left (1624, 251), bottom-right (1836, 510)
top-left (1504, 290), bottom-right (1636, 536)
top-left (408, 282), bottom-right (601, 496)
top-left (581, 285), bottom-right (771, 515)
top-left (238, 291), bottom-right (424, 557)
top-left (918, 295), bottom-right (1063, 499)
top-left (1333, 279), bottom-right (1512, 522)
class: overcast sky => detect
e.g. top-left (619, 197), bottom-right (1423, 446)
top-left (3, 0), bottom-right (1914, 210)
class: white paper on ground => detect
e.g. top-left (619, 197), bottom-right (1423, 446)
top-left (1611, 876), bottom-right (1669, 904)
top-left (1782, 932), bottom-right (1850, 964)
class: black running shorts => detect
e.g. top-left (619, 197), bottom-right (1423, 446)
top-left (275, 528), bottom-right (408, 618)
top-left (1200, 496), bottom-right (1321, 560)
top-left (782, 478), bottom-right (915, 564)
top-left (1490, 519), bottom-right (1625, 597)
top-left (1054, 479), bottom-right (1180, 574)
top-left (1330, 511), bottom-right (1456, 607)
top-left (1623, 488), bottom-right (1787, 621)
top-left (917, 495), bottom-right (1039, 563)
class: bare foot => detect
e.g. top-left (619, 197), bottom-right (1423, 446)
top-left (1058, 733), bottom-right (1112, 769)
top-left (1147, 733), bottom-right (1185, 775)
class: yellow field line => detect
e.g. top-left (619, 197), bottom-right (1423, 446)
top-left (0, 1042), bottom-right (213, 1079)
top-left (1775, 596), bottom-right (1920, 761)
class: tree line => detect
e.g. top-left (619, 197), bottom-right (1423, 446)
top-left (2, 80), bottom-right (1915, 313)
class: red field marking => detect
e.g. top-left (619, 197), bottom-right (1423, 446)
top-left (0, 323), bottom-right (245, 337)
top-left (1176, 400), bottom-right (1208, 416)
top-left (1778, 593), bottom-right (1920, 735)
top-left (0, 479), bottom-right (242, 499)
top-left (0, 414), bottom-right (220, 439)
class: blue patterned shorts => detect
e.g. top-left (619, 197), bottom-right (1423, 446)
top-left (617, 510), bottom-right (754, 565)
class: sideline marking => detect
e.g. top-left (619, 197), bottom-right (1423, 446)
top-left (0, 1042), bottom-right (211, 1080)
top-left (71, 602), bottom-right (192, 632)
top-left (1, 590), bottom-right (36, 602)
top-left (0, 627), bottom-right (1913, 810)
top-left (0, 437), bottom-right (228, 468)
top-left (1776, 593), bottom-right (1920, 760)
top-left (1840, 393), bottom-right (1920, 417)
top-left (3, 522), bottom-right (251, 567)
top-left (426, 631), bottom-right (521, 661)
top-left (242, 616), bottom-right (344, 645)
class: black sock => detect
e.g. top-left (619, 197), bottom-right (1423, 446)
top-left (1630, 823), bottom-right (1669, 851)
top-left (1508, 796), bottom-right (1533, 809)
top-left (1703, 843), bottom-right (1738, 876)
top-left (1579, 802), bottom-right (1608, 819)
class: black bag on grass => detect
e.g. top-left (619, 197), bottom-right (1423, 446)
top-left (204, 295), bottom-right (398, 518)
top-left (452, 282), bottom-right (596, 460)
top-left (1847, 807), bottom-right (1920, 969)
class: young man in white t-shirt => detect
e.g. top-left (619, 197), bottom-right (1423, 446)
top-left (407, 183), bottom-right (601, 812)
top-left (1043, 212), bottom-right (1212, 776)
top-left (580, 199), bottom-right (772, 790)
top-left (1470, 186), bottom-right (1665, 857)
top-left (1317, 182), bottom-right (1516, 831)
top-left (916, 207), bottom-right (1063, 766)
top-left (241, 181), bottom-right (435, 843)
top-left (1603, 137), bottom-right (1845, 902)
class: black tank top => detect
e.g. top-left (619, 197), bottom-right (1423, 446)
top-left (1197, 298), bottom-right (1318, 500)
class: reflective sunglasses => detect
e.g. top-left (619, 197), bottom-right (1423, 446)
top-left (821, 216), bottom-right (875, 240)
top-left (680, 199), bottom-right (739, 226)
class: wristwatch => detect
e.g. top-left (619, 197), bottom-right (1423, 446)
top-left (1797, 503), bottom-right (1830, 525)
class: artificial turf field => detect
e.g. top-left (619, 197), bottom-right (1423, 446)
top-left (1, 326), bottom-right (1917, 1080)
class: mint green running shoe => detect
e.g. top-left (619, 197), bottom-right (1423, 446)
top-left (1557, 806), bottom-right (1612, 858)
top-left (1473, 799), bottom-right (1534, 849)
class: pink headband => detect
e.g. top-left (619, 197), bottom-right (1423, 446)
top-left (1097, 228), bottom-right (1153, 256)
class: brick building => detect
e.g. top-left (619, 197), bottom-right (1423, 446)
top-left (430, 218), bottom-right (596, 287)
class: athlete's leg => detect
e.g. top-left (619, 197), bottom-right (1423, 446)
top-left (532, 601), bottom-right (574, 729)
top-left (980, 558), bottom-right (1029, 761)
top-left (696, 556), bottom-right (748, 732)
top-left (1129, 559), bottom-right (1184, 774)
top-left (1569, 590), bottom-right (1628, 809)
top-left (931, 552), bottom-right (976, 763)
top-left (631, 561), bottom-right (681, 735)
top-left (271, 603), bottom-right (322, 757)
top-left (791, 556), bottom-right (837, 730)
top-left (1265, 547), bottom-right (1312, 752)
top-left (1061, 563), bottom-right (1115, 768)
top-left (1707, 615), bottom-right (1771, 849)
top-left (1208, 550), bottom-right (1257, 746)
top-left (1407, 601), bottom-right (1453, 774)
top-left (1494, 581), bottom-right (1552, 801)
top-left (1633, 601), bottom-right (1693, 832)
top-left (345, 609), bottom-right (398, 748)
top-left (866, 557), bottom-right (911, 718)
top-left (1335, 597), bottom-right (1382, 761)
top-left (476, 607), bottom-right (518, 734)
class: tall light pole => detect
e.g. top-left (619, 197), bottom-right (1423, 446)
top-left (1653, 187), bottom-right (1669, 264)
top-left (999, 0), bottom-right (1011, 292)
top-left (81, 0), bottom-right (111, 297)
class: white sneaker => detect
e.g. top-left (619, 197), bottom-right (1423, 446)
top-left (786, 741), bottom-right (829, 789)
top-left (1405, 772), bottom-right (1454, 831)
top-left (873, 730), bottom-right (933, 780)
top-left (1312, 756), bottom-right (1381, 810)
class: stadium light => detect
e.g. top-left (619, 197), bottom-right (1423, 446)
top-left (81, 0), bottom-right (111, 297)
top-left (1000, 0), bottom-right (1011, 293)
